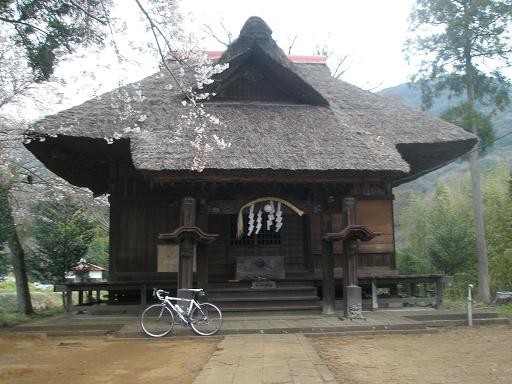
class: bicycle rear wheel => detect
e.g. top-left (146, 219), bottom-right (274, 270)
top-left (190, 303), bottom-right (223, 336)
top-left (140, 304), bottom-right (175, 337)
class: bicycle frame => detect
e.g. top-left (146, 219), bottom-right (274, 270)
top-left (156, 291), bottom-right (204, 324)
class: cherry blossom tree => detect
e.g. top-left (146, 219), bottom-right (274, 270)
top-left (1, 0), bottom-right (230, 314)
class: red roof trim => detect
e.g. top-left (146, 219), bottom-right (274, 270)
top-left (286, 55), bottom-right (327, 64)
top-left (205, 51), bottom-right (326, 64)
top-left (72, 265), bottom-right (107, 271)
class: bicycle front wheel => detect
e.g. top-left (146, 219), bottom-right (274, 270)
top-left (190, 303), bottom-right (223, 336)
top-left (140, 304), bottom-right (175, 337)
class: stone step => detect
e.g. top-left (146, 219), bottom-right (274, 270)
top-left (206, 286), bottom-right (318, 299)
top-left (220, 304), bottom-right (322, 313)
top-left (208, 280), bottom-right (316, 289)
top-left (211, 297), bottom-right (321, 309)
top-left (206, 283), bottom-right (321, 313)
top-left (209, 295), bottom-right (320, 303)
top-left (420, 317), bottom-right (510, 327)
top-left (404, 312), bottom-right (499, 321)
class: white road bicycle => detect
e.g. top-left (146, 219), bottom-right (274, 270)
top-left (140, 288), bottom-right (222, 337)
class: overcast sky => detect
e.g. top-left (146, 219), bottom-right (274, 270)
top-left (38, 0), bottom-right (418, 120)
top-left (182, 0), bottom-right (417, 90)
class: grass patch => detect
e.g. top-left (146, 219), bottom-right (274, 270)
top-left (497, 304), bottom-right (512, 320)
top-left (442, 298), bottom-right (467, 310)
top-left (0, 280), bottom-right (64, 328)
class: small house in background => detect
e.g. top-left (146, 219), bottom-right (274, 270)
top-left (26, 17), bottom-right (476, 316)
top-left (65, 258), bottom-right (107, 283)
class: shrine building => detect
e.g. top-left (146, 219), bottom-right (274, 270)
top-left (25, 17), bottom-right (476, 316)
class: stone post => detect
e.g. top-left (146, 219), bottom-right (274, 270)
top-left (342, 197), bottom-right (363, 319)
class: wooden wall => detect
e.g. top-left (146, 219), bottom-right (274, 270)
top-left (108, 195), bottom-right (395, 282)
top-left (109, 200), bottom-right (180, 281)
top-left (356, 200), bottom-right (395, 268)
top-left (310, 199), bottom-right (395, 271)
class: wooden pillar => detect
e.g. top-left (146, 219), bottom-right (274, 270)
top-left (371, 279), bottom-right (379, 311)
top-left (321, 208), bottom-right (335, 315)
top-left (140, 284), bottom-right (147, 305)
top-left (435, 278), bottom-right (444, 308)
top-left (179, 197), bottom-right (196, 289)
top-left (342, 197), bottom-right (357, 286)
top-left (87, 290), bottom-right (93, 303)
top-left (410, 283), bottom-right (417, 297)
top-left (304, 215), bottom-right (314, 273)
top-left (96, 290), bottom-right (101, 304)
top-left (342, 197), bottom-right (363, 319)
top-left (197, 198), bottom-right (209, 290)
top-left (78, 290), bottom-right (84, 305)
top-left (65, 289), bottom-right (73, 314)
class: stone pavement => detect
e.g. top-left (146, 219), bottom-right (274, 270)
top-left (193, 333), bottom-right (336, 384)
top-left (8, 308), bottom-right (508, 338)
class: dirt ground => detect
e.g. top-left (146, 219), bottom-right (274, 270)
top-left (0, 335), bottom-right (219, 384)
top-left (2, 326), bottom-right (512, 384)
top-left (310, 325), bottom-right (512, 384)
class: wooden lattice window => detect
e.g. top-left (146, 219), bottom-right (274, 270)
top-left (229, 215), bottom-right (281, 246)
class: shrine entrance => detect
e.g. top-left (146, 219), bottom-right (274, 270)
top-left (229, 215), bottom-right (285, 280)
top-left (230, 198), bottom-right (305, 282)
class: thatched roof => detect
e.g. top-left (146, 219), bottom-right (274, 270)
top-left (26, 16), bottom-right (476, 194)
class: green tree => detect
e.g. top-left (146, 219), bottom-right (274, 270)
top-left (30, 198), bottom-right (96, 283)
top-left (406, 0), bottom-right (512, 302)
top-left (85, 226), bottom-right (109, 268)
top-left (481, 164), bottom-right (512, 291)
top-left (395, 192), bottom-right (433, 275)
top-left (0, 0), bottom-right (111, 315)
top-left (0, 0), bottom-right (109, 81)
top-left (0, 182), bottom-right (34, 313)
top-left (426, 185), bottom-right (476, 275)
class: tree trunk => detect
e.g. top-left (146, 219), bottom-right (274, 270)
top-left (465, 54), bottom-right (491, 303)
top-left (468, 149), bottom-right (490, 302)
top-left (4, 191), bottom-right (34, 315)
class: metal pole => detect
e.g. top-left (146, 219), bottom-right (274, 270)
top-left (467, 284), bottom-right (473, 327)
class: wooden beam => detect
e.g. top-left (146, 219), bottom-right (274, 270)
top-left (142, 169), bottom-right (396, 184)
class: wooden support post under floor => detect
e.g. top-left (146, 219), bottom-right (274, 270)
top-left (436, 278), bottom-right (444, 308)
top-left (65, 289), bottom-right (72, 314)
top-left (410, 283), bottom-right (418, 297)
top-left (371, 279), bottom-right (379, 311)
top-left (140, 284), bottom-right (147, 306)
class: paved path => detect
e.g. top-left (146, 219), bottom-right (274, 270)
top-left (193, 334), bottom-right (336, 384)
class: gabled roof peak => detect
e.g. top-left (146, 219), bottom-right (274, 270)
top-left (239, 16), bottom-right (272, 41)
